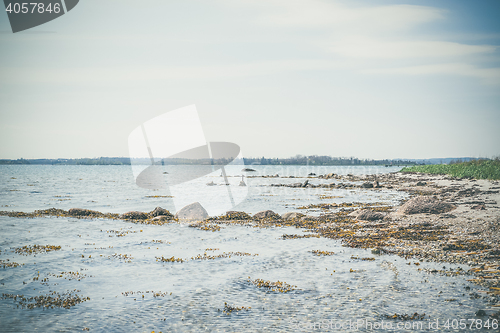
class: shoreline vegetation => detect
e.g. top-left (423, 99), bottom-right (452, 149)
top-left (402, 158), bottom-right (500, 180)
top-left (2, 171), bottom-right (500, 313)
top-left (0, 156), bottom-right (487, 166)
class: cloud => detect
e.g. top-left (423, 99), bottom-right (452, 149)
top-left (363, 63), bottom-right (500, 84)
top-left (328, 38), bottom-right (496, 59)
top-left (0, 59), bottom-right (345, 85)
top-left (246, 0), bottom-right (444, 32)
top-left (234, 0), bottom-right (499, 83)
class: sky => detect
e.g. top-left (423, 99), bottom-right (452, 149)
top-left (0, 0), bottom-right (499, 160)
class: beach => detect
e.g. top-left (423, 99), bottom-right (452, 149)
top-left (0, 166), bottom-right (499, 332)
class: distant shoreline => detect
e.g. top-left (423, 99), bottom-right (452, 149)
top-left (0, 156), bottom-right (485, 166)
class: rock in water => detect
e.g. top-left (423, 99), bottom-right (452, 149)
top-left (120, 211), bottom-right (148, 220)
top-left (175, 202), bottom-right (209, 221)
top-left (149, 207), bottom-right (173, 218)
top-left (68, 208), bottom-right (101, 217)
top-left (348, 209), bottom-right (385, 221)
top-left (223, 211), bottom-right (252, 220)
top-left (475, 309), bottom-right (486, 317)
top-left (324, 173), bottom-right (336, 179)
top-left (253, 210), bottom-right (281, 219)
top-left (361, 182), bottom-right (373, 188)
top-left (282, 212), bottom-right (305, 220)
top-left (396, 196), bottom-right (455, 215)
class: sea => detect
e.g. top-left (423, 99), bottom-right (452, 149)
top-left (0, 165), bottom-right (497, 332)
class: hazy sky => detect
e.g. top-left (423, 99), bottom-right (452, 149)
top-left (1, 0), bottom-right (499, 160)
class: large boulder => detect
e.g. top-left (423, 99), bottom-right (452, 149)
top-left (396, 196), bottom-right (455, 215)
top-left (120, 211), bottom-right (149, 220)
top-left (282, 212), bottom-right (305, 220)
top-left (348, 209), bottom-right (385, 221)
top-left (175, 202), bottom-right (208, 221)
top-left (253, 210), bottom-right (281, 220)
top-left (149, 207), bottom-right (173, 219)
top-left (68, 208), bottom-right (101, 217)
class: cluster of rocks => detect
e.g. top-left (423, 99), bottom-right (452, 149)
top-left (271, 180), bottom-right (356, 189)
top-left (271, 179), bottom-right (385, 190)
top-left (360, 181), bottom-right (382, 189)
top-left (318, 173), bottom-right (338, 179)
top-left (346, 196), bottom-right (457, 222)
top-left (119, 207), bottom-right (174, 222)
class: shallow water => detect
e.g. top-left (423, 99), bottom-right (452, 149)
top-left (0, 165), bottom-right (497, 332)
top-left (1, 165), bottom-right (404, 215)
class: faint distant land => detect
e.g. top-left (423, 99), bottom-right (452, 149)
top-left (0, 156), bottom-right (486, 166)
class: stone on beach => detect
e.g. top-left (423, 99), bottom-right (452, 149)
top-left (300, 215), bottom-right (322, 222)
top-left (361, 182), bottom-right (374, 188)
top-left (120, 211), bottom-right (149, 220)
top-left (396, 196), bottom-right (455, 215)
top-left (175, 202), bottom-right (209, 221)
top-left (348, 209), bottom-right (385, 221)
top-left (282, 212), bottom-right (305, 220)
top-left (253, 210), bottom-right (281, 219)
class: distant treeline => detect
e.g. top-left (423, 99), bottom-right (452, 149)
top-left (242, 156), bottom-right (417, 166)
top-left (0, 156), bottom-right (420, 166)
top-left (0, 157), bottom-right (132, 165)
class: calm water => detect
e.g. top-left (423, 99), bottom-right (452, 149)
top-left (0, 165), bottom-right (496, 332)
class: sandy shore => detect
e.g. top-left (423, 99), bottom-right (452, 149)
top-left (317, 172), bottom-right (500, 296)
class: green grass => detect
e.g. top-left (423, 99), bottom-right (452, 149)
top-left (401, 159), bottom-right (500, 180)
